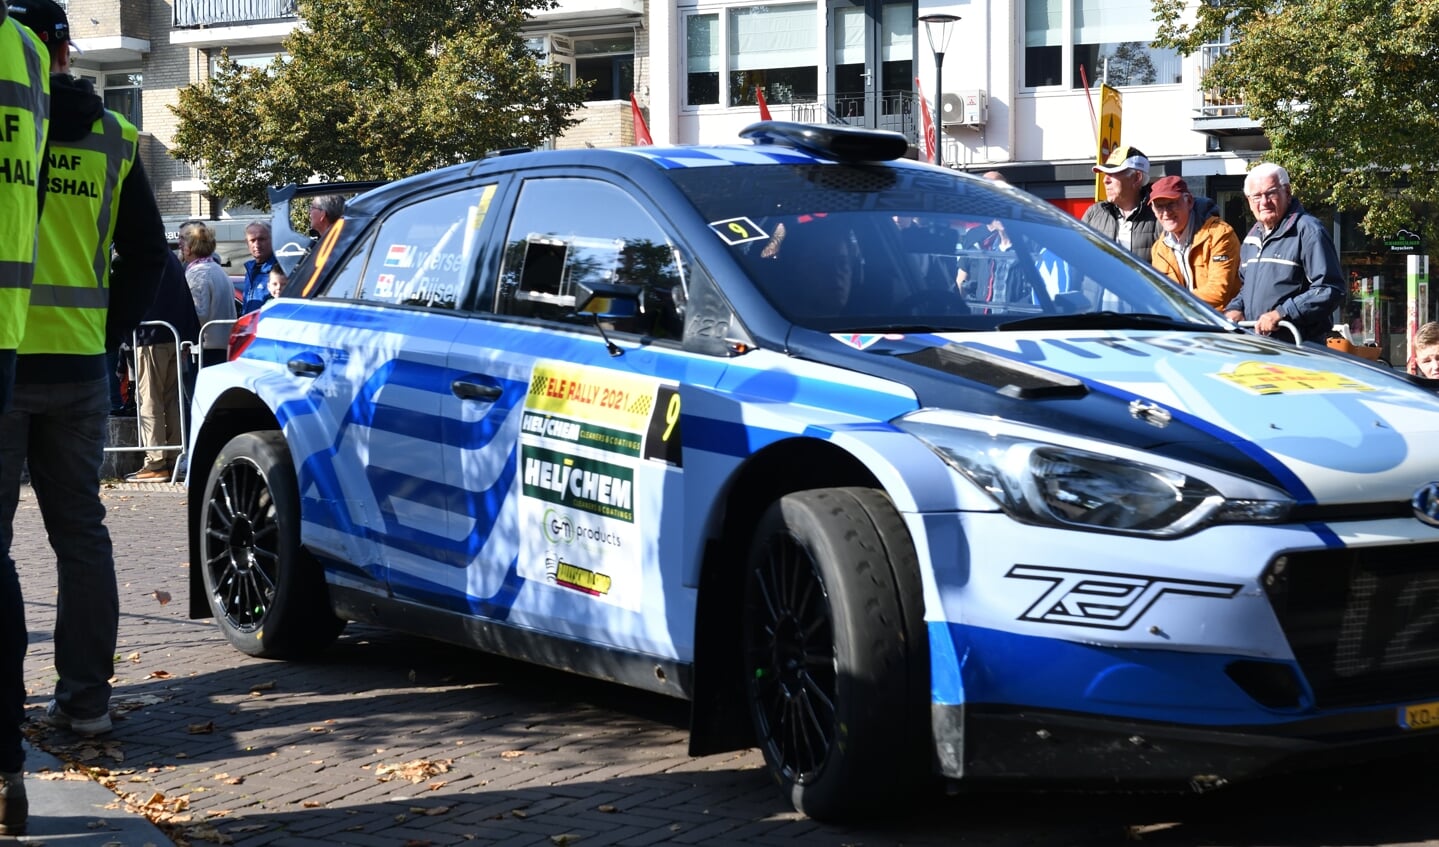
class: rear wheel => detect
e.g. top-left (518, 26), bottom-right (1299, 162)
top-left (742, 487), bottom-right (927, 821)
top-left (199, 431), bottom-right (344, 658)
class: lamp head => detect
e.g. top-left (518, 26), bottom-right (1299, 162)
top-left (919, 13), bottom-right (960, 54)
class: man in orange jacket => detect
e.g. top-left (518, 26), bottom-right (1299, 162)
top-left (1148, 175), bottom-right (1241, 312)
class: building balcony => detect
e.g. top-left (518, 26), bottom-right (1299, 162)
top-left (773, 89), bottom-right (920, 141)
top-left (1193, 42), bottom-right (1263, 136)
top-left (66, 0), bottom-right (150, 62)
top-left (171, 0), bottom-right (300, 48)
top-left (529, 0), bottom-right (643, 25)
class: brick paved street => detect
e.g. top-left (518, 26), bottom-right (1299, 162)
top-left (12, 485), bottom-right (1439, 847)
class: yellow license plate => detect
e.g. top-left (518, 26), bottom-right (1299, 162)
top-left (1400, 700), bottom-right (1439, 730)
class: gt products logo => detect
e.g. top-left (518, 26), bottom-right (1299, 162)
top-left (1412, 482), bottom-right (1439, 528)
top-left (1005, 565), bottom-right (1241, 630)
top-left (542, 508), bottom-right (622, 549)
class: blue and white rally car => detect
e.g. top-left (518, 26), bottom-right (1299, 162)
top-left (188, 122), bottom-right (1439, 821)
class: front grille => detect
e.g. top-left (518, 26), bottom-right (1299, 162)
top-left (1265, 544), bottom-right (1439, 708)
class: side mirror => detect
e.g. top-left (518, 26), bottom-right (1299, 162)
top-left (572, 280), bottom-right (641, 319)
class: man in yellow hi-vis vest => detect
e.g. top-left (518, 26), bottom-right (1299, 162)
top-left (0, 2), bottom-right (48, 836)
top-left (0, 0), bottom-right (166, 786)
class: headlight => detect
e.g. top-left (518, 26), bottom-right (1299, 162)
top-left (897, 419), bottom-right (1291, 537)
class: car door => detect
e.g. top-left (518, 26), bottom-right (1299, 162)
top-left (432, 173), bottom-right (706, 659)
top-left (296, 185), bottom-right (487, 590)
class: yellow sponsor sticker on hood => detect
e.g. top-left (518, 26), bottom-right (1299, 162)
top-left (1215, 361), bottom-right (1375, 395)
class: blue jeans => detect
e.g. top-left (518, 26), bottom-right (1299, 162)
top-left (0, 349), bottom-right (23, 772)
top-left (0, 377), bottom-right (117, 723)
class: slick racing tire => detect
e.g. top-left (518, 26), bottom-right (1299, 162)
top-left (742, 487), bottom-right (928, 822)
top-left (199, 431), bottom-right (345, 659)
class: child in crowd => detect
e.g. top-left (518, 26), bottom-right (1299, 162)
top-left (1415, 322), bottom-right (1439, 379)
top-left (267, 267), bottom-right (289, 300)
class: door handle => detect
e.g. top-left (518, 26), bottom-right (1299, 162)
top-left (451, 380), bottom-right (502, 401)
top-left (286, 354), bottom-right (325, 377)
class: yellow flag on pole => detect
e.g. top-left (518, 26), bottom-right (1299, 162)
top-left (1095, 84), bottom-right (1123, 201)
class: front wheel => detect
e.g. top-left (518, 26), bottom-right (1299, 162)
top-left (199, 431), bottom-right (344, 658)
top-left (742, 487), bottom-right (927, 821)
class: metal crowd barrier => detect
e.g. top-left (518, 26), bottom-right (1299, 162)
top-left (105, 316), bottom-right (237, 484)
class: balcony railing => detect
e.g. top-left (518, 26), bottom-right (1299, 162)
top-left (1196, 42), bottom-right (1245, 118)
top-left (173, 0), bottom-right (298, 28)
top-left (782, 89), bottom-right (920, 143)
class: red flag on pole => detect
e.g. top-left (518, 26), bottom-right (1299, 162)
top-left (631, 92), bottom-right (653, 146)
top-left (756, 86), bottom-right (773, 121)
top-left (914, 77), bottom-right (937, 165)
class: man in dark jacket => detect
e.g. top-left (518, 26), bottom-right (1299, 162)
top-left (1223, 163), bottom-right (1346, 343)
top-left (0, 0), bottom-right (167, 755)
top-left (1080, 145), bottom-right (1159, 259)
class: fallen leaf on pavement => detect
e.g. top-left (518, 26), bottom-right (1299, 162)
top-left (188, 721), bottom-right (215, 734)
top-left (182, 822), bottom-right (233, 844)
top-left (248, 680), bottom-right (276, 694)
top-left (35, 769), bottom-right (90, 781)
top-left (427, 781), bottom-right (446, 791)
top-left (500, 750), bottom-right (524, 759)
top-left (375, 758), bottom-right (453, 783)
top-left (597, 804), bottom-right (617, 813)
top-left (153, 590), bottom-right (171, 605)
top-left (146, 670), bottom-right (172, 680)
top-left (551, 835), bottom-right (579, 845)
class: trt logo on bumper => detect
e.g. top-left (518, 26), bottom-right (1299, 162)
top-left (1006, 565), bottom-right (1241, 630)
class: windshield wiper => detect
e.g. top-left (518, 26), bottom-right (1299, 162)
top-left (828, 323), bottom-right (975, 335)
top-left (996, 311), bottom-right (1220, 332)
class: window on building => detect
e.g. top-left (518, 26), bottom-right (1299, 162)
top-left (214, 51), bottom-right (287, 74)
top-left (1024, 0), bottom-right (1181, 89)
top-left (685, 3), bottom-right (818, 108)
top-left (687, 14), bottom-right (720, 105)
top-left (103, 72), bottom-right (142, 130)
top-left (574, 34), bottom-right (635, 101)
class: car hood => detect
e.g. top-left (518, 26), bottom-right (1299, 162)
top-left (817, 328), bottom-right (1439, 506)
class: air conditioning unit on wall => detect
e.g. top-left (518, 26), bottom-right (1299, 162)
top-left (941, 90), bottom-right (988, 127)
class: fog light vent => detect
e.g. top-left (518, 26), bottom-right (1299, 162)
top-left (1225, 660), bottom-right (1305, 709)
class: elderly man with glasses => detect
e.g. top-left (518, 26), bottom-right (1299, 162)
top-left (1147, 175), bottom-right (1241, 311)
top-left (308, 194), bottom-right (345, 240)
top-left (1223, 163), bottom-right (1346, 343)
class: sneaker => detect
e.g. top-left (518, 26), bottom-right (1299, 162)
top-left (44, 700), bottom-right (113, 736)
top-left (127, 468), bottom-right (171, 482)
top-left (0, 770), bottom-right (26, 836)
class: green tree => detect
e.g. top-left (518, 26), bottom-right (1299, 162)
top-left (1152, 0), bottom-right (1439, 239)
top-left (171, 0), bottom-right (589, 208)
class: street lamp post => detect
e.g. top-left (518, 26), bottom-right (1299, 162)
top-left (919, 13), bottom-right (960, 168)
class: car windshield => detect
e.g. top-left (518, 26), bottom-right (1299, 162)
top-left (668, 163), bottom-right (1227, 334)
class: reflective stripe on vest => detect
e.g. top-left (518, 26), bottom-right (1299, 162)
top-left (20, 111), bottom-right (138, 357)
top-left (0, 18), bottom-right (50, 349)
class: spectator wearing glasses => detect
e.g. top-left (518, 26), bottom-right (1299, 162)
top-left (308, 194), bottom-right (345, 240)
top-left (1147, 175), bottom-right (1241, 311)
top-left (1223, 163), bottom-right (1346, 344)
top-left (1081, 145), bottom-right (1158, 259)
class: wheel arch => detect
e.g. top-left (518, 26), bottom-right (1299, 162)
top-left (187, 388), bottom-right (283, 620)
top-left (688, 436), bottom-right (893, 755)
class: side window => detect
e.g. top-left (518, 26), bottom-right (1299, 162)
top-left (349, 184), bottom-right (497, 310)
top-left (496, 178), bottom-right (685, 338)
top-left (308, 229), bottom-right (372, 300)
